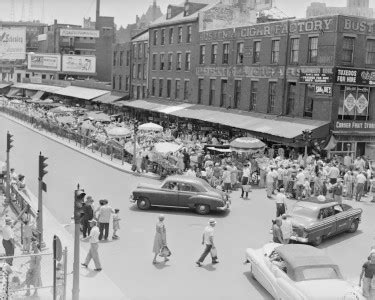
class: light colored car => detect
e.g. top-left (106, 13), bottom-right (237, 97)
top-left (245, 243), bottom-right (364, 300)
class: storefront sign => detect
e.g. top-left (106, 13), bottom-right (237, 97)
top-left (0, 27), bottom-right (26, 60)
top-left (28, 53), bottom-right (61, 71)
top-left (61, 55), bottom-right (96, 74)
top-left (60, 28), bottom-right (99, 38)
top-left (335, 121), bottom-right (375, 131)
top-left (300, 67), bottom-right (334, 83)
top-left (343, 17), bottom-right (375, 34)
top-left (37, 34), bottom-right (47, 41)
top-left (315, 85), bottom-right (332, 96)
top-left (335, 67), bottom-right (375, 85)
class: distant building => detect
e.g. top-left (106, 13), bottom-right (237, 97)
top-left (306, 0), bottom-right (373, 18)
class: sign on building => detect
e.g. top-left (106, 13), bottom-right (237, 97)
top-left (28, 53), bottom-right (61, 71)
top-left (37, 34), bottom-right (47, 41)
top-left (299, 67), bottom-right (334, 83)
top-left (335, 67), bottom-right (375, 85)
top-left (60, 28), bottom-right (100, 38)
top-left (335, 120), bottom-right (375, 131)
top-left (62, 55), bottom-right (96, 74)
top-left (0, 27), bottom-right (26, 60)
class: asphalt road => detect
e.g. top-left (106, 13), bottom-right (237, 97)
top-left (1, 114), bottom-right (374, 300)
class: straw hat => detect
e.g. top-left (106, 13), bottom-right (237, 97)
top-left (208, 218), bottom-right (216, 225)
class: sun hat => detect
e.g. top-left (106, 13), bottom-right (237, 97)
top-left (88, 219), bottom-right (97, 225)
top-left (208, 218), bottom-right (216, 225)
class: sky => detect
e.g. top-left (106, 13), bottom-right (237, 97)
top-left (0, 0), bottom-right (374, 28)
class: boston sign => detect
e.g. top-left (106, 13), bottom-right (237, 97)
top-left (335, 121), bottom-right (375, 131)
top-left (335, 67), bottom-right (375, 85)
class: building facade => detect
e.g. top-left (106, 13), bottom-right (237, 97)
top-left (112, 42), bottom-right (131, 97)
top-left (306, 0), bottom-right (373, 18)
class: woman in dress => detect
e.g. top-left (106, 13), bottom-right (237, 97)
top-left (22, 241), bottom-right (42, 297)
top-left (344, 171), bottom-right (354, 199)
top-left (152, 215), bottom-right (168, 264)
top-left (314, 172), bottom-right (324, 196)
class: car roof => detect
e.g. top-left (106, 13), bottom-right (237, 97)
top-left (164, 175), bottom-right (205, 185)
top-left (295, 199), bottom-right (339, 211)
top-left (276, 244), bottom-right (335, 270)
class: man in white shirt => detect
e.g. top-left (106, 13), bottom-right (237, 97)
top-left (266, 168), bottom-right (275, 198)
top-left (356, 172), bottom-right (367, 202)
top-left (280, 214), bottom-right (293, 243)
top-left (241, 163), bottom-right (251, 198)
top-left (296, 168), bottom-right (305, 200)
top-left (82, 220), bottom-right (102, 271)
top-left (2, 217), bottom-right (15, 265)
top-left (275, 188), bottom-right (287, 217)
top-left (196, 219), bottom-right (218, 266)
top-left (328, 163), bottom-right (340, 184)
top-left (97, 200), bottom-right (114, 241)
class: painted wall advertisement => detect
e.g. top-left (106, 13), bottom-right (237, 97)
top-left (28, 53), bottom-right (61, 71)
top-left (62, 55), bottom-right (96, 73)
top-left (335, 67), bottom-right (375, 85)
top-left (60, 28), bottom-right (100, 38)
top-left (0, 27), bottom-right (26, 60)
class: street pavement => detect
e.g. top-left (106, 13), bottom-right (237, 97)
top-left (1, 114), bottom-right (375, 300)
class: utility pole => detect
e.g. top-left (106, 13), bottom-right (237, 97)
top-left (302, 129), bottom-right (312, 167)
top-left (133, 120), bottom-right (139, 167)
top-left (38, 152), bottom-right (48, 249)
top-left (5, 132), bottom-right (14, 204)
top-left (72, 184), bottom-right (85, 300)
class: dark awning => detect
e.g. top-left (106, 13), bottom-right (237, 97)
top-left (93, 93), bottom-right (125, 104)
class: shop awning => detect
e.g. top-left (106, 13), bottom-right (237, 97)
top-left (93, 93), bottom-right (124, 104)
top-left (52, 86), bottom-right (110, 100)
top-left (6, 88), bottom-right (20, 97)
top-left (0, 83), bottom-right (12, 89)
top-left (12, 83), bottom-right (64, 93)
top-left (117, 99), bottom-right (195, 113)
top-left (32, 90), bottom-right (45, 100)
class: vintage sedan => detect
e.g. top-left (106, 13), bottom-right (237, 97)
top-left (130, 175), bottom-right (230, 214)
top-left (245, 243), bottom-right (364, 300)
top-left (287, 198), bottom-right (362, 246)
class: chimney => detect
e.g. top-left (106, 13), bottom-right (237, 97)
top-left (153, 0), bottom-right (156, 7)
top-left (96, 0), bottom-right (100, 28)
top-left (136, 15), bottom-right (140, 24)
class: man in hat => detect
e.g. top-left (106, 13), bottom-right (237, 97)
top-left (275, 189), bottom-right (287, 217)
top-left (97, 200), bottom-right (114, 241)
top-left (81, 219), bottom-right (102, 271)
top-left (2, 217), bottom-right (15, 265)
top-left (196, 219), bottom-right (218, 267)
top-left (82, 196), bottom-right (94, 238)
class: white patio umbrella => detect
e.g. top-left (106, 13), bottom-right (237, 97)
top-left (107, 127), bottom-right (131, 137)
top-left (154, 142), bottom-right (183, 154)
top-left (50, 106), bottom-right (75, 113)
top-left (81, 121), bottom-right (96, 131)
top-left (138, 122), bottom-right (163, 132)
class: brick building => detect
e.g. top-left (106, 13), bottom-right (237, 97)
top-left (112, 42), bottom-right (131, 97)
top-left (131, 31), bottom-right (149, 99)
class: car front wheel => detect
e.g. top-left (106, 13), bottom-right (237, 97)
top-left (137, 197), bottom-right (151, 210)
top-left (195, 204), bottom-right (210, 215)
top-left (348, 219), bottom-right (359, 233)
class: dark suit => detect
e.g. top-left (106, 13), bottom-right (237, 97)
top-left (81, 204), bottom-right (94, 238)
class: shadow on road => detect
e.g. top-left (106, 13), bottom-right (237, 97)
top-left (242, 271), bottom-right (273, 299)
top-left (153, 262), bottom-right (171, 270)
top-left (317, 230), bottom-right (362, 249)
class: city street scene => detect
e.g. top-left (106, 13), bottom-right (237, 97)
top-left (0, 0), bottom-right (375, 299)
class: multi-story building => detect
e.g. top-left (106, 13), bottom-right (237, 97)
top-left (130, 31), bottom-right (149, 99)
top-left (306, 0), bottom-right (373, 18)
top-left (112, 42), bottom-right (131, 98)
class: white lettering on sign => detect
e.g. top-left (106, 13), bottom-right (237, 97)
top-left (343, 18), bottom-right (375, 33)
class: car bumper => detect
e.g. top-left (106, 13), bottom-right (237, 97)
top-left (129, 195), bottom-right (136, 203)
top-left (216, 202), bottom-right (230, 211)
top-left (290, 235), bottom-right (308, 243)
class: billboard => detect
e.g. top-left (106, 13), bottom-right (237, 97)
top-left (60, 28), bottom-right (100, 38)
top-left (62, 55), bottom-right (96, 74)
top-left (0, 27), bottom-right (26, 60)
top-left (28, 53), bottom-right (61, 71)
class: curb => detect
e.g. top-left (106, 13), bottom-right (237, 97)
top-left (1, 112), bottom-right (160, 181)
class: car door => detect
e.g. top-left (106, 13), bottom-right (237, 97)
top-left (156, 181), bottom-right (179, 206)
top-left (334, 204), bottom-right (350, 233)
top-left (177, 183), bottom-right (194, 208)
top-left (319, 207), bottom-right (337, 238)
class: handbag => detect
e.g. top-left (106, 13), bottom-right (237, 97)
top-left (131, 164), bottom-right (137, 172)
top-left (210, 246), bottom-right (218, 258)
top-left (159, 245), bottom-right (171, 257)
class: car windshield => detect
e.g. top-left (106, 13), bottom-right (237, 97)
top-left (196, 178), bottom-right (211, 192)
top-left (292, 205), bottom-right (318, 219)
top-left (298, 266), bottom-right (340, 281)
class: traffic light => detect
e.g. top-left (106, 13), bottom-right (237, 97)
top-left (134, 120), bottom-right (139, 134)
top-left (6, 132), bottom-right (13, 152)
top-left (74, 188), bottom-right (86, 223)
top-left (39, 153), bottom-right (48, 180)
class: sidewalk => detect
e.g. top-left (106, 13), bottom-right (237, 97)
top-left (0, 192), bottom-right (128, 300)
top-left (0, 112), bottom-right (160, 181)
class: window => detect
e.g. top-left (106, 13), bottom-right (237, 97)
top-left (175, 79), bottom-right (180, 99)
top-left (184, 80), bottom-right (189, 100)
top-left (366, 39), bottom-right (375, 64)
top-left (137, 63), bottom-right (141, 79)
top-left (161, 29), bottom-right (165, 45)
top-left (198, 79), bottom-right (204, 104)
top-left (253, 41), bottom-right (261, 63)
top-left (268, 82), bottom-right (276, 113)
top-left (112, 76), bottom-right (116, 89)
top-left (338, 85), bottom-right (369, 120)
top-left (144, 43), bottom-right (148, 58)
top-left (137, 86), bottom-right (141, 99)
top-left (185, 52), bottom-right (191, 71)
top-left (151, 79), bottom-right (156, 96)
top-left (132, 64), bottom-right (136, 79)
top-left (177, 27), bottom-right (182, 43)
top-left (152, 54), bottom-right (157, 70)
top-left (132, 44), bottom-right (136, 57)
top-left (187, 25), bottom-right (192, 43)
top-left (125, 76), bottom-right (129, 91)
top-left (167, 79), bottom-right (171, 98)
top-left (271, 40), bottom-right (280, 63)
top-left (290, 38), bottom-right (299, 64)
top-left (138, 43), bottom-right (142, 58)
top-left (234, 80), bottom-right (241, 109)
top-left (126, 50), bottom-right (130, 66)
top-left (119, 75), bottom-right (122, 90)
top-left (176, 53), bottom-right (182, 70)
top-left (286, 83), bottom-right (296, 115)
top-left (119, 51), bottom-right (123, 66)
top-left (160, 53), bottom-right (165, 70)
top-left (220, 79), bottom-right (227, 107)
top-left (237, 42), bottom-right (244, 64)
top-left (167, 6), bottom-right (172, 19)
top-left (199, 45), bottom-right (206, 64)
top-left (159, 79), bottom-right (163, 97)
top-left (308, 37), bottom-right (318, 63)
top-left (211, 44), bottom-right (218, 64)
top-left (143, 64), bottom-right (147, 80)
top-left (342, 37), bottom-right (354, 64)
top-left (304, 85), bottom-right (314, 117)
top-left (249, 81), bottom-right (258, 111)
top-left (222, 43), bottom-right (229, 64)
top-left (209, 79), bottom-right (215, 106)
top-left (168, 53), bottom-right (173, 70)
top-left (169, 28), bottom-right (174, 44)
top-left (153, 30), bottom-right (158, 45)
top-left (142, 85), bottom-right (146, 99)
top-left (113, 51), bottom-right (117, 66)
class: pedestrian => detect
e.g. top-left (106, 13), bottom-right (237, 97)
top-left (359, 252), bottom-right (375, 299)
top-left (296, 168), bottom-right (305, 200)
top-left (112, 209), bottom-right (121, 240)
top-left (275, 189), bottom-right (287, 217)
top-left (2, 217), bottom-right (15, 265)
top-left (22, 240), bottom-right (42, 297)
top-left (266, 168), bottom-right (275, 198)
top-left (344, 171), bottom-right (354, 199)
top-left (82, 196), bottom-right (94, 238)
top-left (333, 178), bottom-right (343, 204)
top-left (222, 167), bottom-right (231, 193)
top-left (356, 171), bottom-right (367, 202)
top-left (280, 214), bottom-right (292, 244)
top-left (22, 220), bottom-right (33, 253)
top-left (328, 163), bottom-right (340, 184)
top-left (81, 219), bottom-right (102, 271)
top-left (97, 199), bottom-right (114, 241)
top-left (196, 218), bottom-right (218, 267)
top-left (152, 214), bottom-right (169, 264)
top-left (241, 163), bottom-right (251, 199)
top-left (272, 218), bottom-right (287, 244)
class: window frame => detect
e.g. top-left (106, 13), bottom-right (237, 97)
top-left (185, 52), bottom-right (191, 71)
top-left (267, 81), bottom-right (277, 113)
top-left (237, 42), bottom-right (244, 64)
top-left (342, 36), bottom-right (355, 64)
top-left (290, 38), bottom-right (299, 64)
top-left (186, 25), bottom-right (192, 43)
top-left (249, 81), bottom-right (258, 111)
top-left (211, 44), bottom-right (218, 64)
top-left (271, 39), bottom-right (280, 64)
top-left (366, 38), bottom-right (375, 64)
top-left (308, 36), bottom-right (318, 64)
top-left (199, 45), bottom-right (206, 65)
top-left (198, 78), bottom-right (204, 104)
top-left (222, 43), bottom-right (229, 64)
top-left (253, 41), bottom-right (261, 63)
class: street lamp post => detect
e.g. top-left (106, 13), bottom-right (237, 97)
top-left (302, 129), bottom-right (312, 167)
top-left (133, 120), bottom-right (139, 167)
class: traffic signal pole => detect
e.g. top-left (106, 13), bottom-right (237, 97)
top-left (38, 152), bottom-right (48, 249)
top-left (5, 132), bottom-right (13, 203)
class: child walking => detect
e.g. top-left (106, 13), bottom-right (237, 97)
top-left (112, 209), bottom-right (121, 240)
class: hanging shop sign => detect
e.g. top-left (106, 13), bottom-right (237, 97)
top-left (334, 120), bottom-right (375, 131)
top-left (335, 67), bottom-right (375, 85)
top-left (299, 67), bottom-right (334, 83)
top-left (314, 85), bottom-right (332, 96)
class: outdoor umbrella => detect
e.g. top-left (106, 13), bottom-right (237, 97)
top-left (87, 111), bottom-right (111, 122)
top-left (138, 122), bottom-right (163, 132)
top-left (81, 121), bottom-right (96, 131)
top-left (10, 99), bottom-right (22, 104)
top-left (154, 142), bottom-right (183, 154)
top-left (50, 106), bottom-right (75, 113)
top-left (229, 137), bottom-right (266, 153)
top-left (56, 115), bottom-right (75, 125)
top-left (107, 127), bottom-right (131, 137)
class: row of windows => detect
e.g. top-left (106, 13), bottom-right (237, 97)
top-left (132, 63), bottom-right (147, 80)
top-left (112, 75), bottom-right (130, 91)
top-left (152, 52), bottom-right (191, 71)
top-left (113, 50), bottom-right (131, 67)
top-left (342, 37), bottom-right (375, 65)
top-left (153, 25), bottom-right (192, 46)
top-left (151, 78), bottom-right (190, 100)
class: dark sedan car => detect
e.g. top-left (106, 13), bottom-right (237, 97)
top-left (287, 198), bottom-right (362, 246)
top-left (130, 175), bottom-right (230, 215)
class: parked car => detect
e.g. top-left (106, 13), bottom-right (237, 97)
top-left (245, 243), bottom-right (364, 300)
top-left (130, 175), bottom-right (230, 215)
top-left (286, 198), bottom-right (362, 246)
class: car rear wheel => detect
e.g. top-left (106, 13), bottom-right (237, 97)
top-left (348, 219), bottom-right (359, 233)
top-left (137, 197), bottom-right (151, 210)
top-left (312, 235), bottom-right (323, 246)
top-left (195, 204), bottom-right (210, 215)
